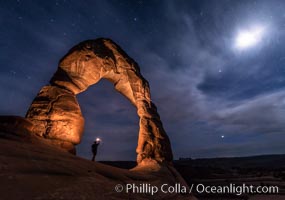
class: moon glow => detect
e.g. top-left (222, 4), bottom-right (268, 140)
top-left (235, 25), bottom-right (265, 49)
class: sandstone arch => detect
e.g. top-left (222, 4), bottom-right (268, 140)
top-left (26, 38), bottom-right (173, 164)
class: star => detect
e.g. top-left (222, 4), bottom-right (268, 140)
top-left (10, 70), bottom-right (16, 75)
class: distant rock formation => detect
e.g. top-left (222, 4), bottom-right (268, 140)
top-left (25, 38), bottom-right (173, 164)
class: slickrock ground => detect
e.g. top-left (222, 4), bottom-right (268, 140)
top-left (0, 130), bottom-right (195, 200)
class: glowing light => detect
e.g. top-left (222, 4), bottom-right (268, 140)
top-left (95, 137), bottom-right (101, 142)
top-left (235, 25), bottom-right (265, 49)
top-left (221, 135), bottom-right (225, 139)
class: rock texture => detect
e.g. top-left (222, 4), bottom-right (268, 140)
top-left (26, 38), bottom-right (173, 164)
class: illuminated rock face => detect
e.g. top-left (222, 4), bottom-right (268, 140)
top-left (26, 38), bottom-right (173, 164)
top-left (25, 86), bottom-right (84, 154)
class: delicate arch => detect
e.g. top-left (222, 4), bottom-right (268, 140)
top-left (26, 38), bottom-right (173, 164)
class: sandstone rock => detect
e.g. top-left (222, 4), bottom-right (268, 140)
top-left (0, 116), bottom-right (34, 138)
top-left (26, 85), bottom-right (84, 145)
top-left (26, 38), bottom-right (173, 164)
top-left (0, 131), bottom-right (196, 200)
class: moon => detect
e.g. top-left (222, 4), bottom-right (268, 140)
top-left (235, 25), bottom-right (265, 49)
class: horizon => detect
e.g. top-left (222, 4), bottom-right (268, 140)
top-left (82, 152), bottom-right (285, 162)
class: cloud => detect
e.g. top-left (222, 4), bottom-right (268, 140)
top-left (214, 90), bottom-right (285, 134)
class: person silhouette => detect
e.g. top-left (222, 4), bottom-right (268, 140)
top-left (91, 138), bottom-right (100, 161)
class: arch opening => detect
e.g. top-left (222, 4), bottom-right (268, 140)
top-left (76, 80), bottom-right (138, 161)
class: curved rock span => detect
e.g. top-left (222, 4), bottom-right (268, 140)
top-left (25, 38), bottom-right (173, 164)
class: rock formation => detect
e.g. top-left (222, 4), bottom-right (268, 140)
top-left (25, 38), bottom-right (173, 164)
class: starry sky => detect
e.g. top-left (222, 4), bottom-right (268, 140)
top-left (1, 0), bottom-right (285, 161)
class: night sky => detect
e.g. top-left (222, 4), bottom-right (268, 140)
top-left (1, 0), bottom-right (285, 161)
